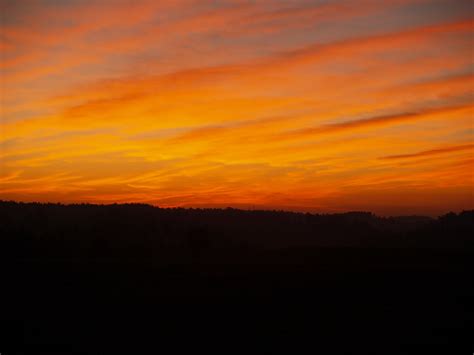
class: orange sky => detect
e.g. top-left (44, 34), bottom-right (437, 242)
top-left (1, 0), bottom-right (473, 215)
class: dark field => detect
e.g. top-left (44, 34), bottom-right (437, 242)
top-left (0, 202), bottom-right (472, 354)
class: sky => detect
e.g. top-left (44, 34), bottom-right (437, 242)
top-left (0, 0), bottom-right (473, 216)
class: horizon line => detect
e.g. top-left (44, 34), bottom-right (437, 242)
top-left (2, 199), bottom-right (472, 219)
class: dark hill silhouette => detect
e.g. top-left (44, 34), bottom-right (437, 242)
top-left (0, 201), bottom-right (472, 354)
top-left (1, 201), bottom-right (472, 257)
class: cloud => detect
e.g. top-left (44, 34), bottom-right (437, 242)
top-left (380, 143), bottom-right (474, 160)
top-left (1, 1), bottom-right (473, 214)
top-left (279, 103), bottom-right (473, 140)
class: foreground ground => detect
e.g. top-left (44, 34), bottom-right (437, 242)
top-left (0, 202), bottom-right (472, 354)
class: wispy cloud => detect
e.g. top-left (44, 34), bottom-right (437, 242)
top-left (380, 143), bottom-right (474, 160)
top-left (1, 0), bottom-right (473, 215)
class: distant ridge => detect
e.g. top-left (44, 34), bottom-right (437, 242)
top-left (1, 200), bottom-right (472, 256)
top-left (0, 199), bottom-right (462, 218)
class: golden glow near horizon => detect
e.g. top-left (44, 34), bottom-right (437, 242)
top-left (1, 0), bottom-right (473, 215)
